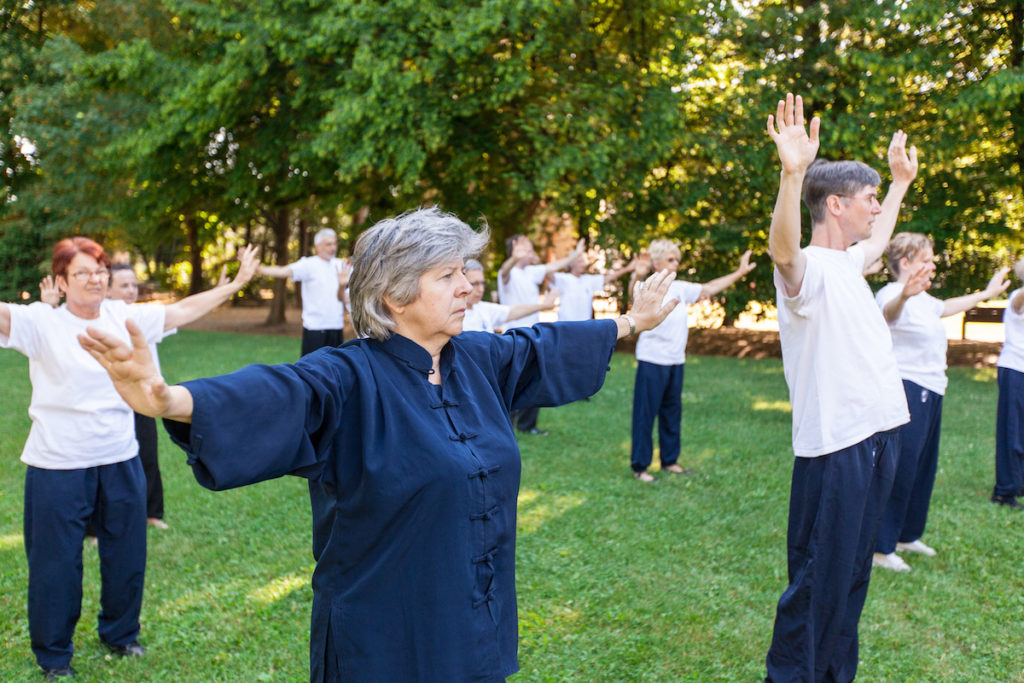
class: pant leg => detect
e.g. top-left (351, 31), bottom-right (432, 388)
top-left (900, 393), bottom-right (943, 543)
top-left (766, 430), bottom-right (898, 683)
top-left (93, 457), bottom-right (147, 647)
top-left (135, 412), bottom-right (163, 519)
top-left (24, 466), bottom-right (97, 670)
top-left (994, 368), bottom-right (1024, 497)
top-left (656, 364), bottom-right (685, 468)
top-left (302, 328), bottom-right (344, 357)
top-left (631, 361), bottom-right (669, 472)
top-left (514, 406), bottom-right (540, 432)
top-left (875, 381), bottom-right (930, 554)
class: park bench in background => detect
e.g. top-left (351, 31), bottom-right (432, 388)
top-left (962, 305), bottom-right (1005, 340)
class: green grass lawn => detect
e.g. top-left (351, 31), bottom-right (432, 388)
top-left (1, 330), bottom-right (1021, 681)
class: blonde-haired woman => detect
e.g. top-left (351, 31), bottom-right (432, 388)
top-left (873, 232), bottom-right (1010, 571)
top-left (629, 239), bottom-right (755, 482)
top-left (993, 257), bottom-right (1024, 510)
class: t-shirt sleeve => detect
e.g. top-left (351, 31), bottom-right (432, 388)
top-left (489, 304), bottom-right (511, 329)
top-left (552, 273), bottom-right (570, 290)
top-left (126, 303), bottom-right (168, 345)
top-left (524, 264), bottom-right (548, 285)
top-left (288, 258), bottom-right (310, 282)
top-left (583, 274), bottom-right (605, 294)
top-left (679, 281), bottom-right (702, 305)
top-left (0, 302), bottom-right (47, 359)
top-left (775, 253), bottom-right (822, 318)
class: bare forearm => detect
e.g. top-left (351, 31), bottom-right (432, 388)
top-left (701, 269), bottom-right (744, 300)
top-left (258, 264), bottom-right (292, 279)
top-left (769, 172), bottom-right (807, 293)
top-left (861, 179), bottom-right (912, 264)
top-left (883, 291), bottom-right (910, 322)
top-left (163, 282), bottom-right (242, 330)
top-left (160, 385), bottom-right (195, 423)
top-left (0, 302), bottom-right (10, 338)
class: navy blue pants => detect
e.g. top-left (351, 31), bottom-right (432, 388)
top-left (24, 458), bottom-right (147, 669)
top-left (511, 406), bottom-right (540, 432)
top-left (766, 429), bottom-right (899, 683)
top-left (301, 327), bottom-right (344, 358)
top-left (630, 361), bottom-right (684, 472)
top-left (136, 413), bottom-right (164, 519)
top-left (994, 367), bottom-right (1024, 497)
top-left (876, 381), bottom-right (943, 554)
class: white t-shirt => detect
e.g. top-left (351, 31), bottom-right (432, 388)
top-left (289, 256), bottom-right (346, 330)
top-left (998, 289), bottom-right (1024, 374)
top-left (462, 302), bottom-right (510, 333)
top-left (0, 300), bottom-right (166, 469)
top-left (498, 265), bottom-right (547, 329)
top-left (634, 280), bottom-right (703, 366)
top-left (553, 273), bottom-right (605, 321)
top-left (875, 282), bottom-right (948, 395)
top-left (775, 245), bottom-right (908, 458)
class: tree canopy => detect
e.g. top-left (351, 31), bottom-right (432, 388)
top-left (2, 0), bottom-right (1022, 315)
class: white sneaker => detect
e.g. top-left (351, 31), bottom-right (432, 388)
top-left (896, 540), bottom-right (936, 556)
top-left (872, 552), bottom-right (911, 572)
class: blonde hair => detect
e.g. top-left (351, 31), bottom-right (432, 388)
top-left (647, 239), bottom-right (680, 266)
top-left (885, 232), bottom-right (934, 278)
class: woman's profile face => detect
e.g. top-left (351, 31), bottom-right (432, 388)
top-left (391, 257), bottom-right (473, 345)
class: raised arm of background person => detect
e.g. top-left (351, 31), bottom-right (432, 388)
top-left (882, 263), bottom-right (934, 322)
top-left (163, 245), bottom-right (259, 331)
top-left (337, 261), bottom-right (353, 301)
top-left (40, 276), bottom-right (60, 307)
top-left (767, 93), bottom-right (819, 296)
top-left (78, 319), bottom-right (195, 422)
top-left (257, 263), bottom-right (293, 279)
top-left (941, 267), bottom-right (1011, 317)
top-left (505, 289), bottom-right (560, 325)
top-left (699, 250), bottom-right (757, 299)
top-left (858, 131), bottom-right (919, 267)
top-left (603, 258), bottom-right (638, 285)
top-left (543, 238), bottom-right (586, 275)
top-left (499, 236), bottom-right (532, 285)
top-left (0, 302), bottom-right (10, 338)
top-left (1012, 287), bottom-right (1024, 315)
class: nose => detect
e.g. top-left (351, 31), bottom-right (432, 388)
top-left (455, 270), bottom-right (473, 297)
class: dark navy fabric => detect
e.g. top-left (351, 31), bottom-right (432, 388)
top-left (766, 429), bottom-right (898, 683)
top-left (301, 327), bottom-right (345, 358)
top-left (23, 458), bottom-right (146, 670)
top-left (511, 405), bottom-right (540, 432)
top-left (164, 320), bottom-right (617, 683)
top-left (630, 361), bottom-right (685, 472)
top-left (876, 380), bottom-right (943, 553)
top-left (995, 367), bottom-right (1024, 497)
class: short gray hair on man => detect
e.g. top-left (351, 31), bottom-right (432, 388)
top-left (464, 258), bottom-right (484, 273)
top-left (802, 159), bottom-right (881, 226)
top-left (313, 228), bottom-right (337, 246)
top-left (350, 207), bottom-right (490, 341)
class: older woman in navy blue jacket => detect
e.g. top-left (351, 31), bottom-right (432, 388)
top-left (80, 207), bottom-right (678, 682)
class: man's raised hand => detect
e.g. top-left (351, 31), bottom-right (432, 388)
top-left (766, 93), bottom-right (820, 174)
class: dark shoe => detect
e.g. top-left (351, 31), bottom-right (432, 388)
top-left (104, 641), bottom-right (146, 657)
top-left (42, 665), bottom-right (74, 680)
top-left (521, 428), bottom-right (548, 435)
top-left (990, 493), bottom-right (1024, 509)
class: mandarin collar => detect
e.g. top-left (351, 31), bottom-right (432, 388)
top-left (374, 332), bottom-right (455, 380)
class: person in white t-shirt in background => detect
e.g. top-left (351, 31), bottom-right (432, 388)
top-left (873, 233), bottom-right (1010, 572)
top-left (498, 234), bottom-right (586, 434)
top-left (763, 94), bottom-right (918, 682)
top-left (552, 254), bottom-right (639, 322)
top-left (0, 237), bottom-right (256, 679)
top-left (994, 258), bottom-right (1024, 510)
top-left (628, 239), bottom-right (755, 482)
top-left (257, 228), bottom-right (352, 356)
top-left (461, 259), bottom-right (559, 333)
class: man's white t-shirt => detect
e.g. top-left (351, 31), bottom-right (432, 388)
top-left (462, 302), bottom-right (510, 334)
top-left (998, 289), bottom-right (1024, 374)
top-left (289, 256), bottom-right (346, 331)
top-left (634, 280), bottom-right (703, 366)
top-left (0, 300), bottom-right (166, 469)
top-left (553, 273), bottom-right (604, 322)
top-left (498, 265), bottom-right (547, 329)
top-left (875, 282), bottom-right (948, 395)
top-left (775, 245), bottom-right (908, 458)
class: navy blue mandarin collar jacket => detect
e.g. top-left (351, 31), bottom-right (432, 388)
top-left (165, 319), bottom-right (618, 682)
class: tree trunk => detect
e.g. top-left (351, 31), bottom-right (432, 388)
top-left (265, 207), bottom-right (291, 326)
top-left (185, 215), bottom-right (203, 295)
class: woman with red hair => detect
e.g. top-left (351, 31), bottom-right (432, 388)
top-left (0, 236), bottom-right (257, 680)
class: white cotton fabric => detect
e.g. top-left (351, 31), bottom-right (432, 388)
top-left (553, 273), bottom-right (605, 321)
top-left (289, 256), bottom-right (346, 330)
top-left (875, 282), bottom-right (948, 395)
top-left (0, 300), bottom-right (166, 469)
top-left (497, 265), bottom-right (547, 329)
top-left (462, 302), bottom-right (510, 334)
top-left (775, 245), bottom-right (908, 458)
top-left (634, 280), bottom-right (703, 366)
top-left (998, 288), bottom-right (1024, 374)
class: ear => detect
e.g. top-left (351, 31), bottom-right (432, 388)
top-left (55, 275), bottom-right (69, 294)
top-left (825, 194), bottom-right (845, 216)
top-left (383, 294), bottom-right (405, 316)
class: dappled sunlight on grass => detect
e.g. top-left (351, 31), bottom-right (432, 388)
top-left (517, 489), bottom-right (586, 535)
top-left (0, 533), bottom-right (23, 551)
top-left (752, 399), bottom-right (792, 413)
top-left (247, 573), bottom-right (310, 605)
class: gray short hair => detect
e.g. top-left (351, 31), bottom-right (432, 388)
top-left (314, 228), bottom-right (337, 246)
top-left (802, 159), bottom-right (881, 226)
top-left (464, 258), bottom-right (484, 273)
top-left (350, 207), bottom-right (490, 340)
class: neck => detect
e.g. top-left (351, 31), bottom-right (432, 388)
top-left (65, 299), bottom-right (102, 320)
top-left (808, 223), bottom-right (852, 251)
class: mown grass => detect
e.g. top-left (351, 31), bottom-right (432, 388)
top-left (1, 330), bottom-right (1021, 681)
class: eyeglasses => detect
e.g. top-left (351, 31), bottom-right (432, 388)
top-left (68, 268), bottom-right (110, 283)
top-left (469, 281), bottom-right (486, 289)
top-left (836, 193), bottom-right (879, 205)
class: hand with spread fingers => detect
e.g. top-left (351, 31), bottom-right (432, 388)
top-left (619, 269), bottom-right (679, 338)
